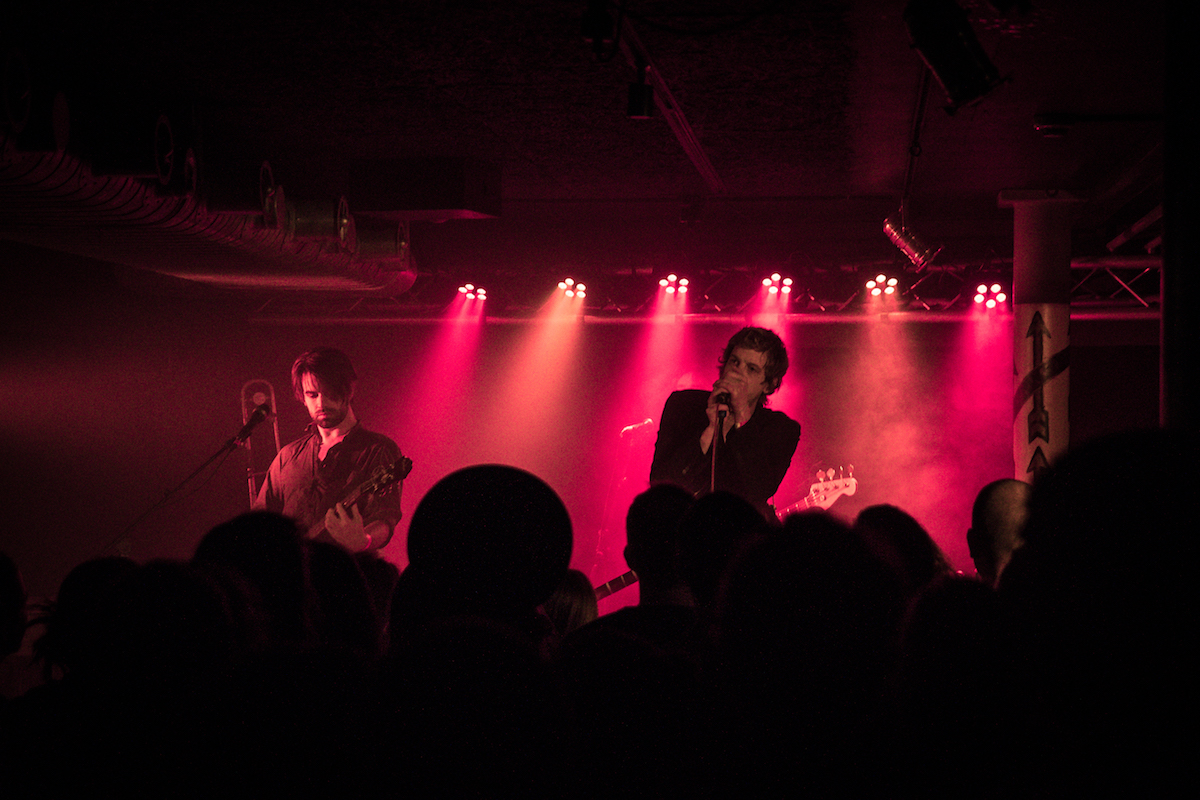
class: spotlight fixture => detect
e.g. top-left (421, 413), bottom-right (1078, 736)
top-left (866, 273), bottom-right (900, 297)
top-left (762, 273), bottom-right (794, 296)
top-left (973, 283), bottom-right (1007, 309)
top-left (458, 283), bottom-right (486, 300)
top-left (659, 274), bottom-right (689, 294)
top-left (558, 278), bottom-right (587, 299)
top-left (884, 215), bottom-right (941, 270)
top-left (903, 0), bottom-right (1006, 114)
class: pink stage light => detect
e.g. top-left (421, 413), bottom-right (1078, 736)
top-left (752, 272), bottom-right (795, 326)
top-left (866, 274), bottom-right (898, 297)
top-left (761, 273), bottom-right (794, 298)
top-left (973, 282), bottom-right (1008, 310)
top-left (654, 273), bottom-right (689, 315)
top-left (660, 274), bottom-right (688, 295)
top-left (558, 277), bottom-right (587, 299)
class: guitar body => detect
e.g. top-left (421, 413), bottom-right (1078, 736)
top-left (305, 455), bottom-right (413, 541)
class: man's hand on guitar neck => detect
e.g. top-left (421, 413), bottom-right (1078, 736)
top-left (324, 503), bottom-right (386, 551)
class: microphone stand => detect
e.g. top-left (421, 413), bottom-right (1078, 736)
top-left (711, 407), bottom-right (727, 494)
top-left (101, 419), bottom-right (264, 557)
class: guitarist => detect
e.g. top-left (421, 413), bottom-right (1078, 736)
top-left (254, 347), bottom-right (404, 551)
top-left (649, 327), bottom-right (800, 522)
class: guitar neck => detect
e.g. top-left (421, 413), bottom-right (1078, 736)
top-left (305, 489), bottom-right (375, 541)
top-left (777, 494), bottom-right (818, 517)
top-left (336, 487), bottom-right (370, 513)
top-left (594, 570), bottom-right (638, 601)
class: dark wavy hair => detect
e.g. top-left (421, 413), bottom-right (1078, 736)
top-left (291, 347), bottom-right (357, 401)
top-left (718, 327), bottom-right (789, 405)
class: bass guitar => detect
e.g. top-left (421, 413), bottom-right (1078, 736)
top-left (593, 467), bottom-right (859, 600)
top-left (306, 455), bottom-right (413, 541)
top-left (773, 467), bottom-right (857, 521)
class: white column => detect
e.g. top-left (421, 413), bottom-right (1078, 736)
top-left (999, 191), bottom-right (1082, 481)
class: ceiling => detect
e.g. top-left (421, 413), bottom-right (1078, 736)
top-left (0, 1), bottom-right (1166, 318)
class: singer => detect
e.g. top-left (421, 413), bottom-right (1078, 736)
top-left (254, 347), bottom-right (404, 550)
top-left (649, 327), bottom-right (800, 521)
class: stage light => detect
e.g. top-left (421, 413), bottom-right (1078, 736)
top-left (884, 216), bottom-right (941, 269)
top-left (762, 273), bottom-right (794, 296)
top-left (558, 278), bottom-right (587, 299)
top-left (884, 222), bottom-right (939, 277)
top-left (659, 274), bottom-right (689, 295)
top-left (866, 274), bottom-right (900, 297)
top-left (973, 282), bottom-right (1007, 309)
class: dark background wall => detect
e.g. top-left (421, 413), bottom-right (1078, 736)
top-left (0, 243), bottom-right (1159, 599)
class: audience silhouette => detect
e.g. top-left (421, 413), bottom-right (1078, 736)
top-left (2, 430), bottom-right (1189, 795)
top-left (967, 478), bottom-right (1032, 587)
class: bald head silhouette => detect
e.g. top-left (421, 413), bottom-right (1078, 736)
top-left (967, 478), bottom-right (1031, 587)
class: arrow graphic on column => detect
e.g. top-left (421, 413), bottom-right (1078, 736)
top-left (1013, 311), bottom-right (1070, 446)
top-left (1026, 445), bottom-right (1051, 477)
top-left (1026, 311), bottom-right (1050, 443)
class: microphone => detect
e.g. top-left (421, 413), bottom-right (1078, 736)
top-left (233, 403), bottom-right (272, 444)
top-left (713, 392), bottom-right (732, 406)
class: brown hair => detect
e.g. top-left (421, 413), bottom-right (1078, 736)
top-left (291, 347), bottom-right (357, 401)
top-left (718, 327), bottom-right (789, 405)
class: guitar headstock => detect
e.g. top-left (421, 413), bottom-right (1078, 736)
top-left (805, 466), bottom-right (858, 511)
top-left (365, 456), bottom-right (413, 493)
top-left (775, 465), bottom-right (859, 520)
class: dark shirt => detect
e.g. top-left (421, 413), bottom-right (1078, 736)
top-left (254, 423), bottom-right (403, 541)
top-left (649, 389), bottom-right (800, 520)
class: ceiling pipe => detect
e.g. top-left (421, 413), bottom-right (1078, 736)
top-left (0, 145), bottom-right (413, 294)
